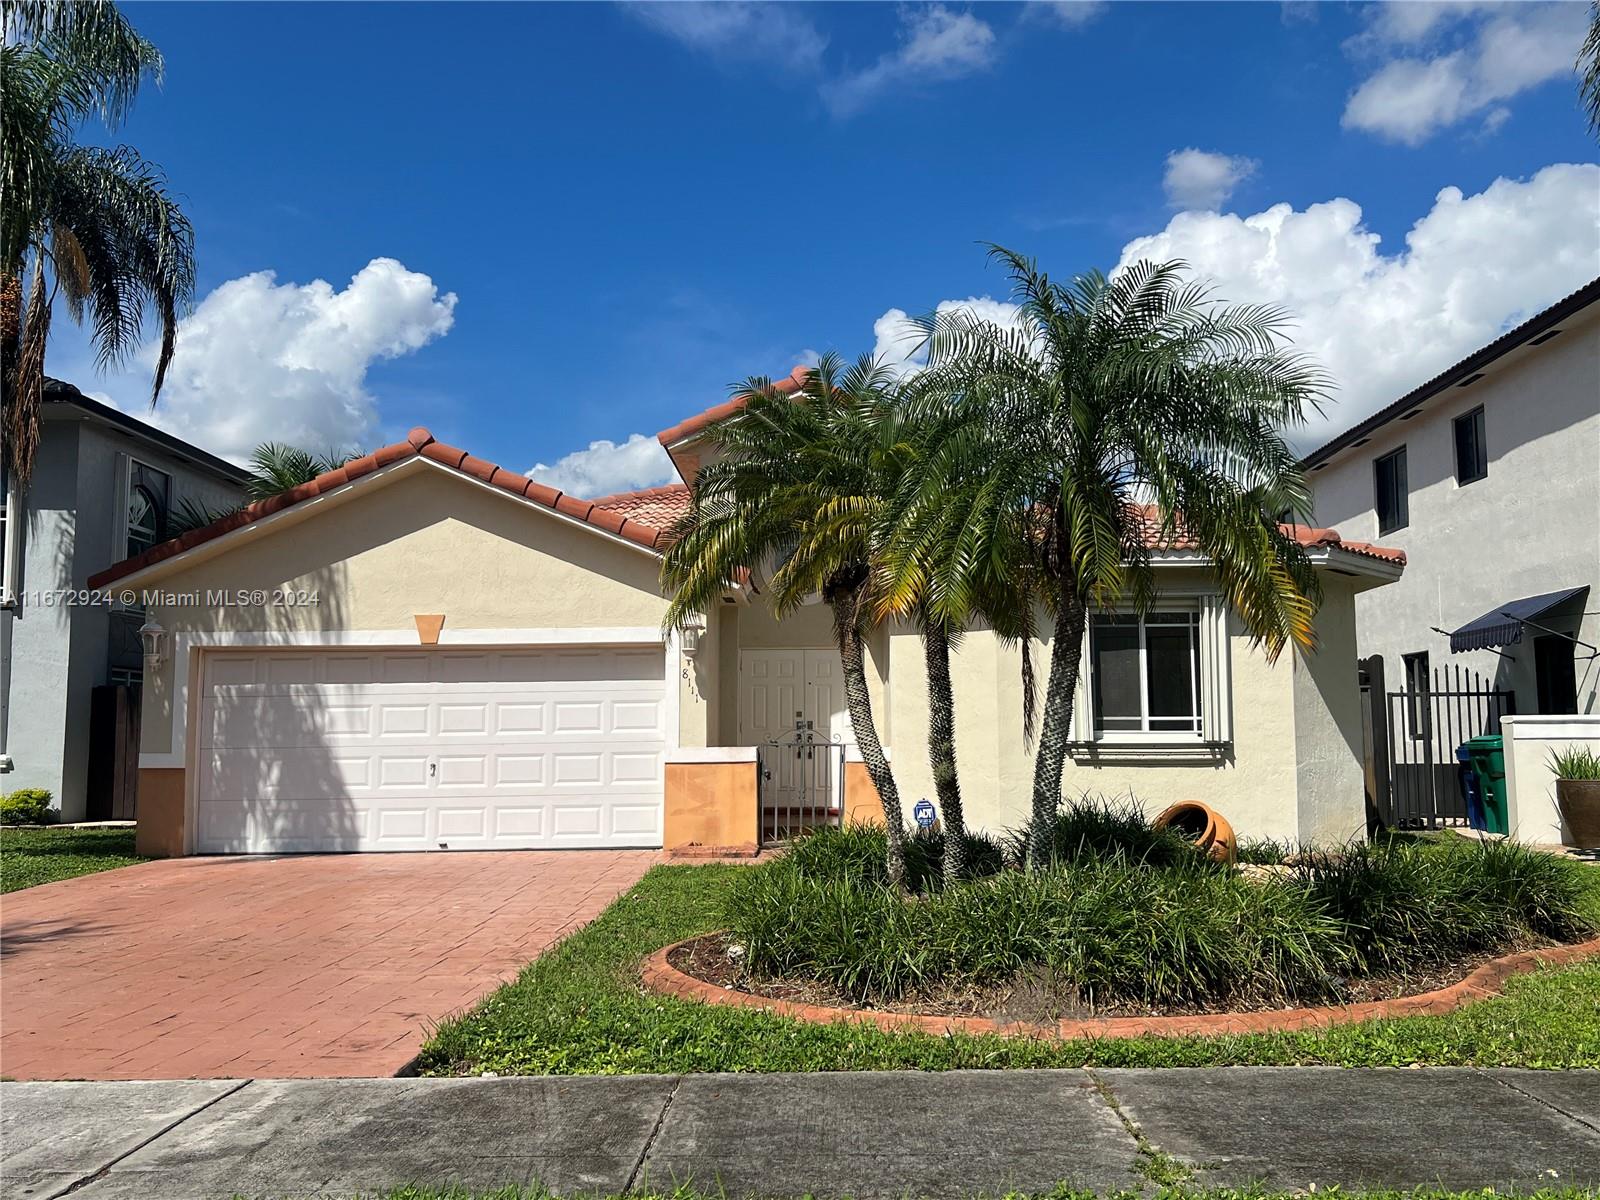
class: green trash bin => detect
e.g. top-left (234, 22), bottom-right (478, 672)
top-left (1466, 734), bottom-right (1509, 835)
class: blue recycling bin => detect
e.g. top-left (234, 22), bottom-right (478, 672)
top-left (1456, 743), bottom-right (1486, 831)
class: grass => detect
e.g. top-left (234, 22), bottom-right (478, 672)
top-left (418, 861), bottom-right (1600, 1076)
top-left (340, 1188), bottom-right (1598, 1200)
top-left (0, 826), bottom-right (147, 893)
top-left (725, 824), bottom-right (1596, 1010)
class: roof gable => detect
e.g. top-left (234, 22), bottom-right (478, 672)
top-left (88, 427), bottom-right (673, 589)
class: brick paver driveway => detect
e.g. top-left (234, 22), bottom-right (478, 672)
top-left (0, 850), bottom-right (657, 1080)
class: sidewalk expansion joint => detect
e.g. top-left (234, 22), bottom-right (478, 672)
top-left (1085, 1068), bottom-right (1197, 1191)
top-left (624, 1074), bottom-right (683, 1195)
top-left (1475, 1067), bottom-right (1600, 1136)
top-left (55, 1078), bottom-right (255, 1199)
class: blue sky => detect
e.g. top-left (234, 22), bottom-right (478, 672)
top-left (54, 1), bottom-right (1600, 495)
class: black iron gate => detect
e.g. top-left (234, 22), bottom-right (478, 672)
top-left (1382, 662), bottom-right (1514, 829)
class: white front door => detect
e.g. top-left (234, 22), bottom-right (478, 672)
top-left (738, 648), bottom-right (850, 744)
top-left (194, 646), bottom-right (667, 854)
top-left (739, 649), bottom-right (851, 834)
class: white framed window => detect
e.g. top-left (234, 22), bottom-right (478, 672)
top-left (109, 666), bottom-right (144, 688)
top-left (124, 459), bottom-right (171, 560)
top-left (1088, 610), bottom-right (1202, 736)
top-left (1072, 592), bottom-right (1233, 751)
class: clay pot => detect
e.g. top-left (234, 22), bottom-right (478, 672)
top-left (1153, 801), bottom-right (1237, 863)
top-left (1555, 779), bottom-right (1600, 849)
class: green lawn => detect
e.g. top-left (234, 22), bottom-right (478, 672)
top-left (0, 826), bottom-right (147, 893)
top-left (418, 863), bottom-right (1600, 1076)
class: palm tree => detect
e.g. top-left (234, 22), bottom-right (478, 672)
top-left (873, 397), bottom-right (1037, 884)
top-left (903, 250), bottom-right (1325, 867)
top-left (241, 442), bottom-right (359, 500)
top-left (167, 442), bottom-right (359, 534)
top-left (1580, 2), bottom-right (1600, 139)
top-left (660, 354), bottom-right (913, 883)
top-left (3, 0), bottom-right (194, 489)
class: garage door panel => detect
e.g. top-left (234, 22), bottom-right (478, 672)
top-left (195, 647), bottom-right (666, 853)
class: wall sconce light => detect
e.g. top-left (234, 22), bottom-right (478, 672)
top-left (139, 618), bottom-right (168, 670)
top-left (680, 611), bottom-right (707, 656)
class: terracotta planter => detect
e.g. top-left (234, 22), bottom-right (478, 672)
top-left (1555, 779), bottom-right (1600, 849)
top-left (1153, 800), bottom-right (1236, 863)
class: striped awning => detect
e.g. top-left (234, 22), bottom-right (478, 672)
top-left (1448, 586), bottom-right (1589, 653)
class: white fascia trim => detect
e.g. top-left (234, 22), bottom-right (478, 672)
top-left (1146, 547), bottom-right (1402, 582)
top-left (104, 454), bottom-right (665, 593)
top-left (667, 746), bottom-right (759, 764)
top-left (139, 625), bottom-right (672, 771)
top-left (1307, 546), bottom-right (1405, 582)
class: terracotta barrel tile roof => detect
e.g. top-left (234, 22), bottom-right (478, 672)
top-left (588, 483), bottom-right (692, 529)
top-left (87, 426), bottom-right (1401, 591)
top-left (1128, 503), bottom-right (1405, 565)
top-left (654, 365), bottom-right (810, 447)
top-left (87, 428), bottom-right (673, 589)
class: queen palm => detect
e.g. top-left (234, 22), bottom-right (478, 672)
top-left (901, 249), bottom-right (1326, 867)
top-left (3, 0), bottom-right (194, 488)
top-left (660, 353), bottom-right (914, 883)
top-left (872, 396), bottom-right (1035, 883)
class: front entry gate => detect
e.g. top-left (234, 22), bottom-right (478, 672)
top-left (1382, 662), bottom-right (1514, 829)
top-left (758, 716), bottom-right (845, 846)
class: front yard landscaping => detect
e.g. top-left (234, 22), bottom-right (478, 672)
top-left (419, 816), bottom-right (1600, 1076)
top-left (0, 826), bottom-right (147, 893)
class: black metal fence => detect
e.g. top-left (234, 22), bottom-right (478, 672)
top-left (1383, 662), bottom-right (1514, 829)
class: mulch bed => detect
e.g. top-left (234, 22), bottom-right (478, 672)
top-left (667, 930), bottom-right (1546, 1023)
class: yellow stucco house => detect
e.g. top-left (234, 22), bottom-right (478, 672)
top-left (91, 379), bottom-right (1406, 859)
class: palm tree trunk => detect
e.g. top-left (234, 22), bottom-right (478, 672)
top-left (1027, 577), bottom-right (1086, 868)
top-left (922, 622), bottom-right (968, 883)
top-left (831, 590), bottom-right (907, 886)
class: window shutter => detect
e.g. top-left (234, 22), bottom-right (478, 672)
top-left (1198, 593), bottom-right (1232, 744)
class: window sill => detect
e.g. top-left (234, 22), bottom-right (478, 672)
top-left (1068, 737), bottom-right (1229, 763)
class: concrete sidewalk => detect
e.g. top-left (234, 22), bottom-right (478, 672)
top-left (3, 1068), bottom-right (1597, 1199)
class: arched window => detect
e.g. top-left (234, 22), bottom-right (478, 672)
top-left (128, 486), bottom-right (160, 557)
top-left (125, 461), bottom-right (170, 559)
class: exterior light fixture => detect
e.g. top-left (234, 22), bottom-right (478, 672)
top-left (680, 612), bottom-right (707, 656)
top-left (138, 618), bottom-right (168, 669)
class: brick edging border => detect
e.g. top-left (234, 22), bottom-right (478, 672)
top-left (640, 934), bottom-right (1600, 1040)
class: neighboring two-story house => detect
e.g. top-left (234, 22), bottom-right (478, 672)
top-left (0, 379), bottom-right (250, 821)
top-left (1305, 280), bottom-right (1600, 824)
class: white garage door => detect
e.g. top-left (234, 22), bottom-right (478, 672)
top-left (195, 646), bottom-right (667, 854)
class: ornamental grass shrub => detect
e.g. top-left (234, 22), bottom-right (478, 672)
top-left (726, 805), bottom-right (1597, 1011)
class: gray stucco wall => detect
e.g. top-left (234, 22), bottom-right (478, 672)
top-left (2, 409), bottom-right (246, 819)
top-left (1309, 303), bottom-right (1600, 716)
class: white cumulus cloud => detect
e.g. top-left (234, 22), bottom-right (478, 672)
top-left (527, 433), bottom-right (677, 499)
top-left (873, 296), bottom-right (1025, 375)
top-left (1023, 1), bottom-right (1107, 29)
top-left (623, 1), bottom-right (828, 73)
top-left (1342, 2), bottom-right (1586, 144)
top-left (1113, 162), bottom-right (1600, 450)
top-left (825, 6), bottom-right (998, 117)
top-left (1163, 148), bottom-right (1259, 211)
top-left (116, 258), bottom-right (456, 461)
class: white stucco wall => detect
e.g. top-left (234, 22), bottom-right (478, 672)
top-left (1309, 303), bottom-right (1600, 715)
top-left (1501, 714), bottom-right (1600, 845)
